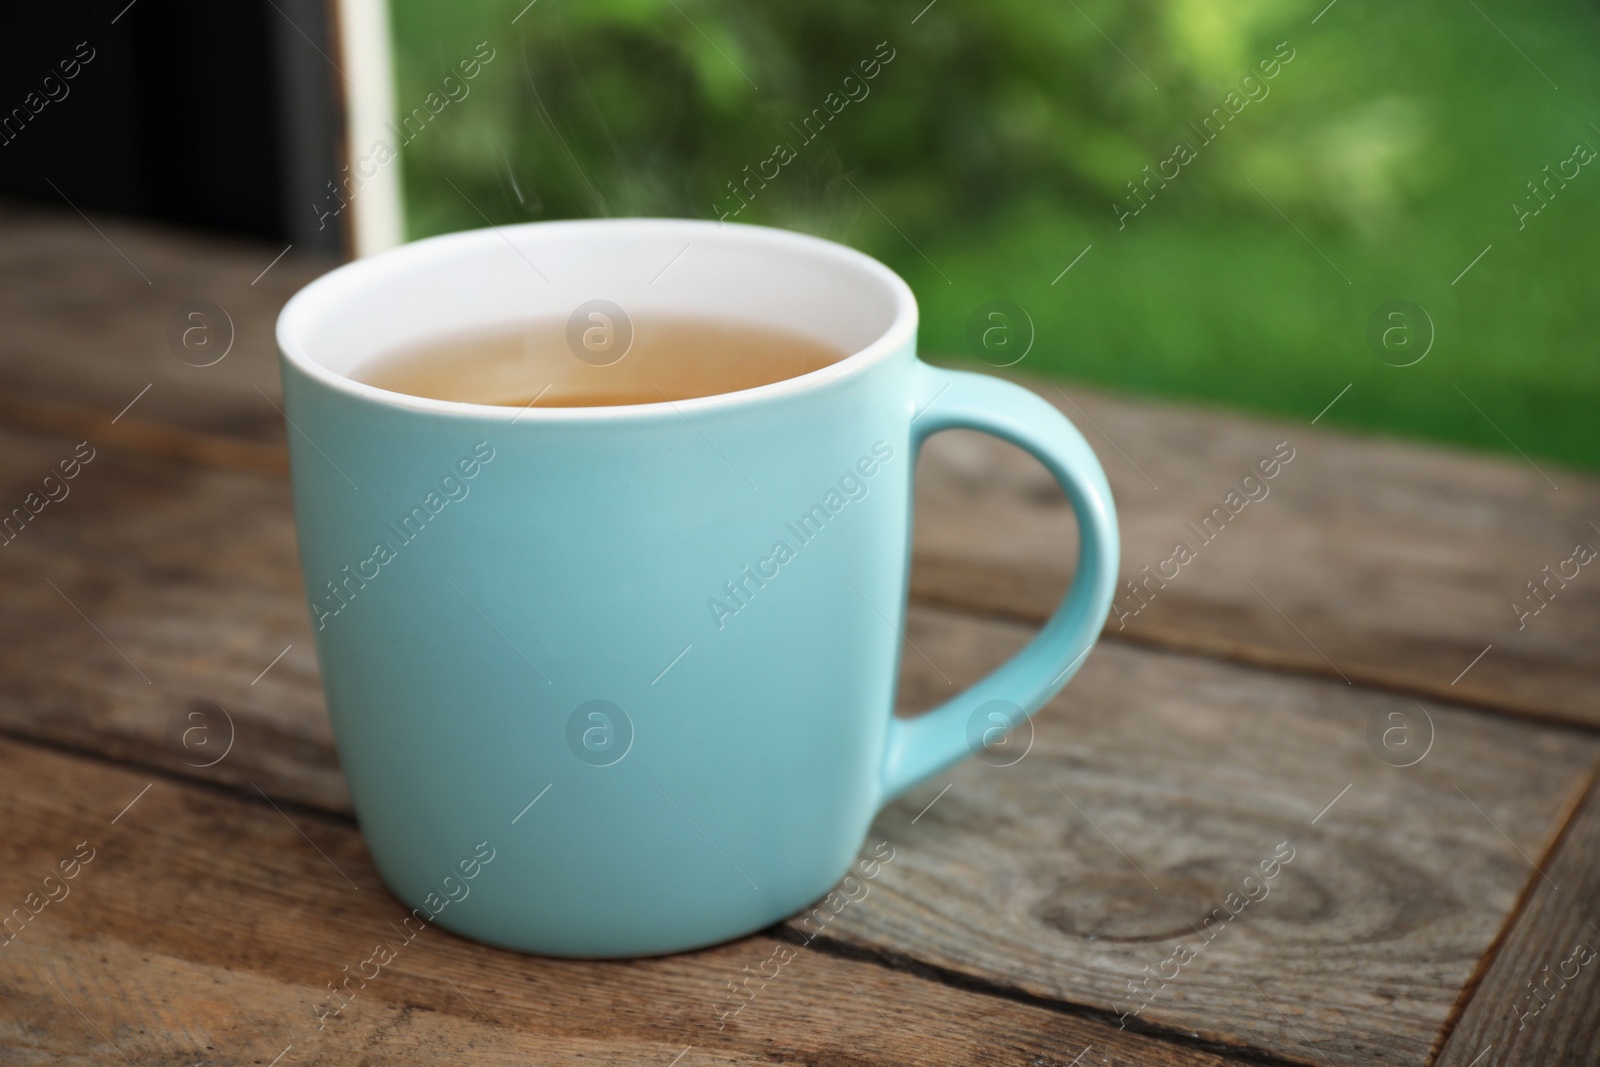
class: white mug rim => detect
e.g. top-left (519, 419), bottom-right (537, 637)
top-left (276, 217), bottom-right (919, 422)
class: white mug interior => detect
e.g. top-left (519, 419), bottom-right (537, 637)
top-left (276, 218), bottom-right (919, 418)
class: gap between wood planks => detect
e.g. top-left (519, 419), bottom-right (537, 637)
top-left (8, 616), bottom-right (1592, 1066)
top-left (4, 395), bottom-right (1595, 742)
top-left (8, 389), bottom-right (1600, 1066)
top-left (776, 920), bottom-right (1319, 1067)
top-left (0, 392), bottom-right (287, 477)
top-left (1426, 765), bottom-right (1600, 1065)
top-left (5, 673), bottom-right (1593, 1067)
top-left (0, 726), bottom-right (1317, 1067)
top-left (912, 578), bottom-right (1600, 739)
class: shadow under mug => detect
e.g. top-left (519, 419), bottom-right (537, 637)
top-left (276, 218), bottom-right (1118, 957)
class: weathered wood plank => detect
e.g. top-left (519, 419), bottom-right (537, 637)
top-left (4, 207), bottom-right (1596, 728)
top-left (842, 607), bottom-right (1600, 1067)
top-left (1432, 773), bottom-right (1600, 1066)
top-left (0, 201), bottom-right (330, 442)
top-left (0, 391), bottom-right (288, 477)
top-left (912, 378), bottom-right (1600, 729)
top-left (1, 423), bottom-right (1593, 1065)
top-left (6, 209), bottom-right (1596, 1062)
top-left (0, 737), bottom-right (1256, 1067)
top-left (0, 422), bottom-right (339, 809)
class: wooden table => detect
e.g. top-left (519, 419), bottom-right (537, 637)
top-left (1, 201), bottom-right (1596, 1066)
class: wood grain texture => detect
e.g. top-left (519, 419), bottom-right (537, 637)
top-left (912, 374), bottom-right (1600, 729)
top-left (0, 422), bottom-right (339, 809)
top-left (4, 210), bottom-right (1599, 1065)
top-left (4, 207), bottom-right (1597, 730)
top-left (1, 420), bottom-right (1595, 1065)
top-left (840, 608), bottom-right (1599, 1067)
top-left (0, 391), bottom-right (289, 477)
top-left (1433, 773), bottom-right (1600, 1066)
top-left (0, 201), bottom-right (331, 443)
top-left (0, 737), bottom-right (1257, 1067)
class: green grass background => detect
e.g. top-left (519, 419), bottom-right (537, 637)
top-left (391, 0), bottom-right (1600, 470)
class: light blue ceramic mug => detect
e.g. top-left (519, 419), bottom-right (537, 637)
top-left (276, 218), bottom-right (1117, 957)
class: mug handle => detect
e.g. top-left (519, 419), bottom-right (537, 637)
top-left (880, 363), bottom-right (1120, 803)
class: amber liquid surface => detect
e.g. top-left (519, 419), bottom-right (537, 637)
top-left (355, 314), bottom-right (848, 408)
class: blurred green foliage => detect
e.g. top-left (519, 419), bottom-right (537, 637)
top-left (392, 0), bottom-right (1600, 471)
top-left (393, 0), bottom-right (1425, 233)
